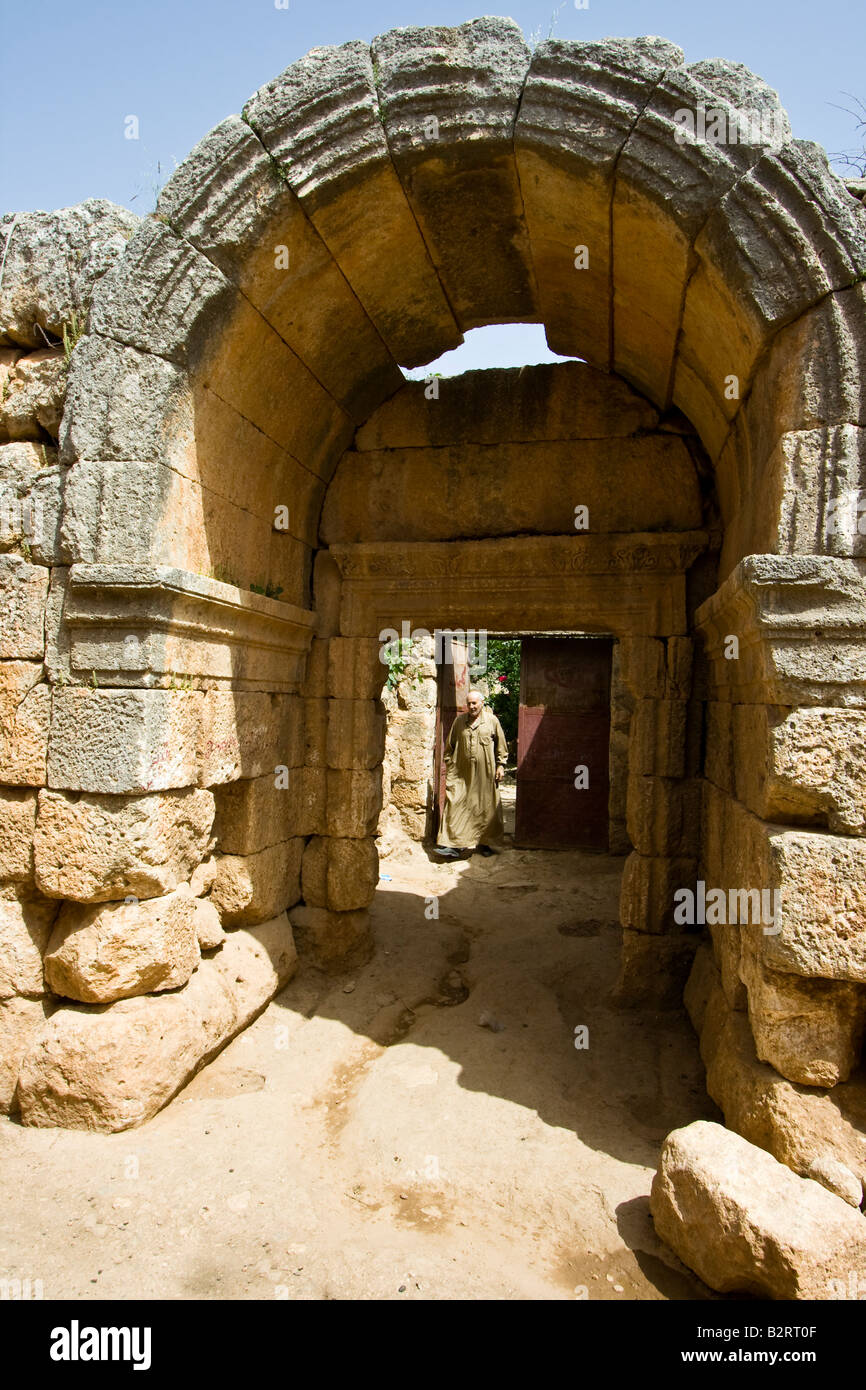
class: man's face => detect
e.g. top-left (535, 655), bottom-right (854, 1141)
top-left (466, 693), bottom-right (483, 717)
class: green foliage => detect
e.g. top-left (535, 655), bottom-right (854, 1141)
top-left (61, 307), bottom-right (88, 365)
top-left (483, 638), bottom-right (521, 745)
top-left (383, 637), bottom-right (417, 691)
top-left (250, 580), bottom-right (284, 600)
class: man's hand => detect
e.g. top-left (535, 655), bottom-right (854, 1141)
top-left (495, 766), bottom-right (504, 784)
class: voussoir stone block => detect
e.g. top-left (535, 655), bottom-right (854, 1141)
top-left (33, 787), bottom-right (215, 902)
top-left (18, 915), bottom-right (297, 1131)
top-left (43, 887), bottom-right (201, 1003)
top-left (48, 688), bottom-right (200, 793)
top-left (209, 839), bottom-right (303, 926)
top-left (301, 835), bottom-right (379, 911)
top-left (651, 1120), bottom-right (866, 1301)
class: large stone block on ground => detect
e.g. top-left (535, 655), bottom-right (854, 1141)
top-left (212, 772), bottom-right (290, 854)
top-left (0, 555), bottom-right (48, 659)
top-left (43, 888), bottom-right (200, 1003)
top-left (0, 893), bottom-right (60, 998)
top-left (301, 836), bottom-right (379, 912)
top-left (651, 1120), bottom-right (866, 1300)
top-left (0, 996), bottom-right (54, 1114)
top-left (290, 904), bottom-right (373, 972)
top-left (17, 915), bottom-right (297, 1131)
top-left (48, 688), bottom-right (200, 793)
top-left (0, 790), bottom-right (37, 881)
top-left (33, 787), bottom-right (215, 902)
top-left (209, 839), bottom-right (303, 926)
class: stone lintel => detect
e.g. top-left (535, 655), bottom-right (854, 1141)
top-left (65, 563), bottom-right (317, 690)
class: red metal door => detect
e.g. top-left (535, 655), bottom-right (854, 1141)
top-left (514, 637), bottom-right (612, 850)
top-left (432, 636), bottom-right (471, 839)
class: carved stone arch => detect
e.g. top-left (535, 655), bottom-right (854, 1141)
top-left (16, 19), bottom-right (866, 1148)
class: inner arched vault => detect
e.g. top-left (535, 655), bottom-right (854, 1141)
top-left (1, 17), bottom-right (865, 1209)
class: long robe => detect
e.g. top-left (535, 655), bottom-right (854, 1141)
top-left (438, 706), bottom-right (509, 848)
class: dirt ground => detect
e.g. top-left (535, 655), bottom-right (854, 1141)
top-left (0, 818), bottom-right (721, 1301)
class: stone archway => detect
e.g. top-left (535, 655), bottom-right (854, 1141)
top-left (4, 18), bottom-right (865, 1178)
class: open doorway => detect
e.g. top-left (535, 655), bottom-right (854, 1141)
top-left (431, 632), bottom-right (615, 853)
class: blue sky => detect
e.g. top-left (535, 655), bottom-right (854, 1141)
top-left (3, 0), bottom-right (864, 373)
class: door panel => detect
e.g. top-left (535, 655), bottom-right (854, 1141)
top-left (515, 637), bottom-right (612, 850)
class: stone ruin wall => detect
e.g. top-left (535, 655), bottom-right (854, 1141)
top-left (0, 22), bottom-right (865, 1251)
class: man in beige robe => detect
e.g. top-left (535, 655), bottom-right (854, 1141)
top-left (435, 690), bottom-right (509, 858)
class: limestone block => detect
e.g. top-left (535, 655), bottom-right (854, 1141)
top-left (304, 697), bottom-right (328, 768)
top-left (737, 706), bottom-right (866, 835)
top-left (59, 334), bottom-right (193, 470)
top-left (612, 930), bottom-right (699, 1009)
top-left (0, 555), bottom-right (48, 659)
top-left (322, 432), bottom-right (704, 545)
top-left (44, 566), bottom-right (71, 684)
top-left (17, 915), bottom-right (297, 1131)
top-left (326, 768), bottom-right (384, 839)
top-left (210, 839), bottom-right (303, 926)
top-left (0, 200), bottom-right (139, 349)
top-left (212, 772), bottom-right (290, 855)
top-left (43, 888), bottom-right (201, 1003)
top-left (651, 1120), bottom-right (866, 1300)
top-left (696, 969), bottom-right (866, 1189)
top-left (0, 663), bottom-right (50, 786)
top-left (48, 688), bottom-right (200, 793)
top-left (191, 897), bottom-right (225, 951)
top-left (0, 790), bottom-right (37, 881)
top-left (629, 699), bottom-right (687, 777)
top-left (301, 836), bottom-right (379, 912)
top-left (704, 701), bottom-right (734, 794)
top-left (0, 996), bottom-right (54, 1114)
top-left (708, 920), bottom-right (748, 1013)
top-left (290, 904), bottom-right (372, 972)
top-left (0, 442), bottom-right (67, 566)
top-left (0, 893), bottom-right (59, 998)
top-left (666, 637), bottom-right (694, 699)
top-left (618, 637), bottom-right (665, 700)
top-left (284, 766), bottom-right (327, 837)
top-left (303, 638), bottom-right (329, 698)
top-left (619, 851), bottom-right (697, 934)
top-left (189, 856), bottom-right (216, 897)
top-left (626, 774), bottom-right (701, 856)
top-left (326, 698), bottom-right (386, 769)
top-left (33, 787), bottom-right (215, 902)
top-left (327, 638), bottom-right (386, 699)
top-left (740, 931), bottom-right (866, 1087)
top-left (198, 691), bottom-right (304, 785)
top-left (0, 349), bottom-right (66, 441)
top-left (804, 1156), bottom-right (863, 1209)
